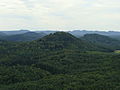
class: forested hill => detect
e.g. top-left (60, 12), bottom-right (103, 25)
top-left (0, 32), bottom-right (120, 90)
top-left (35, 32), bottom-right (112, 51)
top-left (81, 34), bottom-right (120, 50)
top-left (0, 32), bottom-right (46, 42)
top-left (0, 32), bottom-right (6, 37)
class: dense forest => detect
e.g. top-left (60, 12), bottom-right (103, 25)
top-left (0, 32), bottom-right (120, 90)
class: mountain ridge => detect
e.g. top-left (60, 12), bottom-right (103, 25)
top-left (81, 34), bottom-right (120, 50)
top-left (0, 32), bottom-right (46, 42)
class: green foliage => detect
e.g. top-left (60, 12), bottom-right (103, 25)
top-left (0, 32), bottom-right (120, 90)
top-left (81, 34), bottom-right (120, 50)
top-left (0, 65), bottom-right (50, 85)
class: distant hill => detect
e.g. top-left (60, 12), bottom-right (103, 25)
top-left (69, 30), bottom-right (120, 38)
top-left (32, 32), bottom-right (112, 51)
top-left (1, 29), bottom-right (120, 43)
top-left (81, 34), bottom-right (120, 50)
top-left (0, 32), bottom-right (46, 42)
top-left (1, 30), bottom-right (120, 39)
top-left (1, 30), bottom-right (29, 35)
top-left (110, 35), bottom-right (120, 40)
top-left (0, 32), bottom-right (6, 37)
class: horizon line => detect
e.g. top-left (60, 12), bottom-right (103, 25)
top-left (0, 29), bottom-right (120, 32)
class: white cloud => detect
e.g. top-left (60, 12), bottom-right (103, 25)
top-left (0, 0), bottom-right (120, 31)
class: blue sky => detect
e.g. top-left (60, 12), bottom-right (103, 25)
top-left (0, 0), bottom-right (120, 31)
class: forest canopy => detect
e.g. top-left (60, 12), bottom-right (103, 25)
top-left (0, 32), bottom-right (120, 90)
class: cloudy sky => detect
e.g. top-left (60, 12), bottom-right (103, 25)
top-left (0, 0), bottom-right (120, 31)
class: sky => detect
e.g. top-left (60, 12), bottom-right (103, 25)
top-left (0, 0), bottom-right (120, 31)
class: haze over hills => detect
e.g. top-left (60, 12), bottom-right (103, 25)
top-left (0, 32), bottom-right (46, 42)
top-left (0, 30), bottom-right (120, 42)
top-left (0, 30), bottom-right (29, 35)
top-left (1, 30), bottom-right (120, 36)
top-left (69, 30), bottom-right (120, 37)
top-left (0, 32), bottom-right (7, 37)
